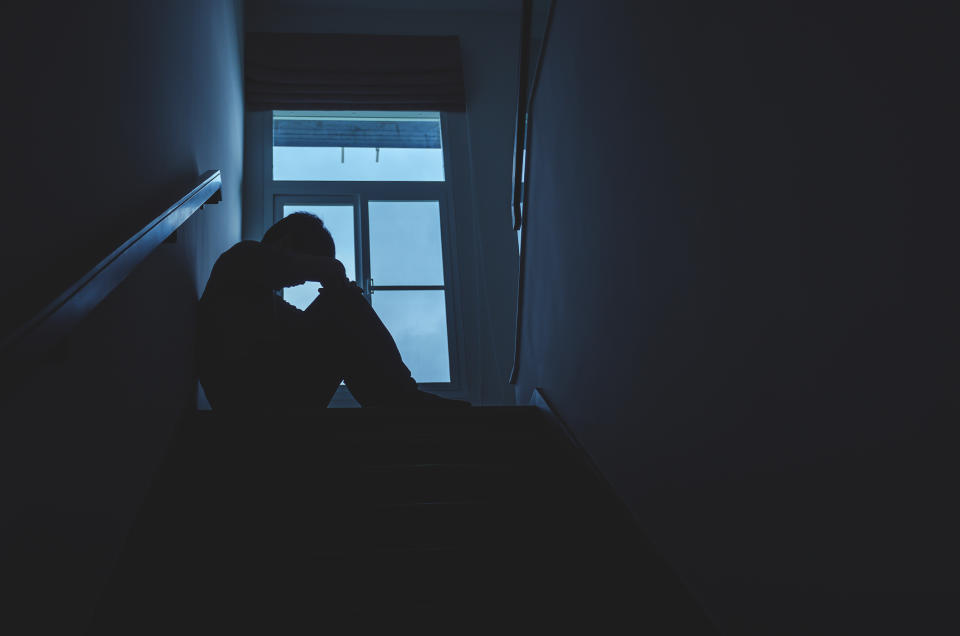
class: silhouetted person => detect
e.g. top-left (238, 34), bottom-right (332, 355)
top-left (197, 212), bottom-right (469, 412)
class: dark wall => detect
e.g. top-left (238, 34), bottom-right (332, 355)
top-left (0, 1), bottom-right (244, 632)
top-left (515, 2), bottom-right (956, 633)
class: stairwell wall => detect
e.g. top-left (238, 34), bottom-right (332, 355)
top-left (0, 1), bottom-right (244, 633)
top-left (514, 2), bottom-right (956, 634)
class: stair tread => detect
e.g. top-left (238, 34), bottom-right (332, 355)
top-left (90, 406), bottom-right (717, 635)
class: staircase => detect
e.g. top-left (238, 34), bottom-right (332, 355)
top-left (89, 407), bottom-right (715, 633)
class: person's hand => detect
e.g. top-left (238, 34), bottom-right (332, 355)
top-left (317, 257), bottom-right (348, 290)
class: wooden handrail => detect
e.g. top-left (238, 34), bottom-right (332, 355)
top-left (0, 170), bottom-right (222, 365)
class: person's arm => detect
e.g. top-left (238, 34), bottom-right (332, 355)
top-left (261, 244), bottom-right (348, 290)
top-left (213, 241), bottom-right (348, 291)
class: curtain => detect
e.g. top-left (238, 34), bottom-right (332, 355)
top-left (245, 32), bottom-right (466, 112)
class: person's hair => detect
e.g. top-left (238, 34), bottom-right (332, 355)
top-left (262, 212), bottom-right (335, 258)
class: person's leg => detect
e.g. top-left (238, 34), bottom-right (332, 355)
top-left (197, 295), bottom-right (345, 413)
top-left (264, 297), bottom-right (344, 410)
top-left (303, 285), bottom-right (468, 408)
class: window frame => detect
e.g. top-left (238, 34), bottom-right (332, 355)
top-left (261, 112), bottom-right (466, 404)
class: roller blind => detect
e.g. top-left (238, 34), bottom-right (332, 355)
top-left (245, 33), bottom-right (466, 112)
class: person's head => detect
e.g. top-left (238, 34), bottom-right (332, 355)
top-left (262, 212), bottom-right (335, 259)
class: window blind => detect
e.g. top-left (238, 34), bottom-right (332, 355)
top-left (245, 33), bottom-right (466, 112)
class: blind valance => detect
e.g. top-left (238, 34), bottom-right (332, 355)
top-left (245, 33), bottom-right (466, 112)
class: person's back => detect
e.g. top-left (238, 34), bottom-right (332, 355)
top-left (197, 239), bottom-right (312, 411)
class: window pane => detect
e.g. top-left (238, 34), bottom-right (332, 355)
top-left (282, 204), bottom-right (355, 310)
top-left (369, 201), bottom-right (444, 286)
top-left (273, 111), bottom-right (444, 182)
top-left (373, 290), bottom-right (450, 383)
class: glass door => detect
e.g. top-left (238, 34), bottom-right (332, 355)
top-left (366, 200), bottom-right (451, 383)
top-left (270, 194), bottom-right (455, 386)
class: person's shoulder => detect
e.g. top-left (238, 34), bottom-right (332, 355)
top-left (206, 240), bottom-right (267, 286)
top-left (223, 239), bottom-right (263, 257)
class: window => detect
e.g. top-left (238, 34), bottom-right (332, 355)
top-left (269, 111), bottom-right (460, 390)
top-left (273, 111), bottom-right (445, 181)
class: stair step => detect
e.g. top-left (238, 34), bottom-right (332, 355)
top-left (89, 406), bottom-right (717, 635)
